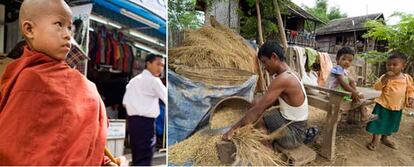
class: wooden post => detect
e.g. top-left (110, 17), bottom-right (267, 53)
top-left (256, 0), bottom-right (264, 45)
top-left (256, 0), bottom-right (269, 91)
top-left (320, 96), bottom-right (343, 160)
top-left (272, 0), bottom-right (288, 53)
top-left (255, 0), bottom-right (267, 91)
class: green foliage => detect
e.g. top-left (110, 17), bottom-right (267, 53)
top-left (303, 0), bottom-right (347, 24)
top-left (367, 72), bottom-right (380, 85)
top-left (328, 6), bottom-right (346, 20)
top-left (239, 0), bottom-right (279, 39)
top-left (168, 0), bottom-right (203, 31)
top-left (357, 51), bottom-right (388, 64)
top-left (239, 0), bottom-right (294, 40)
top-left (363, 12), bottom-right (414, 73)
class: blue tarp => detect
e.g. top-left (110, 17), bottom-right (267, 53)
top-left (167, 71), bottom-right (258, 145)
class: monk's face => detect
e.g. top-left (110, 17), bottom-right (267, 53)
top-left (22, 1), bottom-right (73, 60)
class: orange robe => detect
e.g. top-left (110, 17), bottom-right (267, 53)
top-left (0, 47), bottom-right (108, 165)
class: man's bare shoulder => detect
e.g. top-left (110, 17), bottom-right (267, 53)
top-left (272, 71), bottom-right (299, 85)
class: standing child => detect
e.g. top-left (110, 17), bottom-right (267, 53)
top-left (366, 52), bottom-right (414, 150)
top-left (326, 47), bottom-right (377, 122)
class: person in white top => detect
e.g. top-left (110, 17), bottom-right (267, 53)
top-left (122, 54), bottom-right (166, 166)
top-left (223, 40), bottom-right (308, 149)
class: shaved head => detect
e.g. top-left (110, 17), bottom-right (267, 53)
top-left (19, 0), bottom-right (72, 38)
top-left (18, 0), bottom-right (73, 60)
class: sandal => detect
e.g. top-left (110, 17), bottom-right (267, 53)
top-left (381, 139), bottom-right (397, 149)
top-left (366, 142), bottom-right (378, 151)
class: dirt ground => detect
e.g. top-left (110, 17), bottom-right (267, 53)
top-left (307, 106), bottom-right (414, 166)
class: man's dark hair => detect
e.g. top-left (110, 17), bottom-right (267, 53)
top-left (145, 54), bottom-right (164, 68)
top-left (258, 40), bottom-right (285, 61)
top-left (388, 51), bottom-right (408, 62)
top-left (336, 47), bottom-right (354, 60)
top-left (145, 54), bottom-right (164, 63)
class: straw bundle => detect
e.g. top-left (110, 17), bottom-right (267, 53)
top-left (231, 124), bottom-right (286, 166)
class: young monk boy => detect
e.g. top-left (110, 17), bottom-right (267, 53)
top-left (0, 0), bottom-right (109, 165)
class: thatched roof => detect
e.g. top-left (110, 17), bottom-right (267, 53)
top-left (316, 13), bottom-right (384, 36)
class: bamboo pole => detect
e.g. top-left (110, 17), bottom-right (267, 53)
top-left (272, 0), bottom-right (288, 53)
top-left (256, 0), bottom-right (264, 45)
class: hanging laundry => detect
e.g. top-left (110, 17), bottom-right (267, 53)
top-left (291, 31), bottom-right (298, 39)
top-left (305, 47), bottom-right (318, 70)
top-left (292, 46), bottom-right (307, 80)
top-left (317, 52), bottom-right (333, 86)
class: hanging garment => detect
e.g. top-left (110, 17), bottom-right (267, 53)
top-left (317, 52), bottom-right (333, 86)
top-left (122, 43), bottom-right (131, 73)
top-left (305, 47), bottom-right (318, 70)
top-left (292, 46), bottom-right (307, 80)
top-left (105, 35), bottom-right (113, 65)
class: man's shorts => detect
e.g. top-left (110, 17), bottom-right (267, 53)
top-left (263, 110), bottom-right (307, 149)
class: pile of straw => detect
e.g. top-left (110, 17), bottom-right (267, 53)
top-left (168, 126), bottom-right (286, 166)
top-left (168, 132), bottom-right (223, 166)
top-left (168, 133), bottom-right (203, 165)
top-left (169, 17), bottom-right (258, 73)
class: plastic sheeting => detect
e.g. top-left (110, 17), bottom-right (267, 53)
top-left (167, 71), bottom-right (258, 145)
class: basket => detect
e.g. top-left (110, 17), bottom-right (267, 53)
top-left (208, 96), bottom-right (251, 127)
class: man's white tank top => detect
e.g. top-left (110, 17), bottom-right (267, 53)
top-left (273, 70), bottom-right (308, 121)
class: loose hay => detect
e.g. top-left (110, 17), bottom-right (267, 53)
top-left (169, 124), bottom-right (286, 166)
top-left (168, 133), bottom-right (224, 166)
top-left (174, 67), bottom-right (254, 86)
top-left (169, 97), bottom-right (285, 166)
top-left (194, 135), bottom-right (223, 165)
top-left (231, 124), bottom-right (286, 166)
top-left (168, 133), bottom-right (205, 165)
top-left (210, 107), bottom-right (244, 129)
top-left (169, 17), bottom-right (258, 74)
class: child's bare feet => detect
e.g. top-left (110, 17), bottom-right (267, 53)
top-left (367, 135), bottom-right (381, 151)
top-left (381, 136), bottom-right (397, 149)
top-left (366, 142), bottom-right (378, 151)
